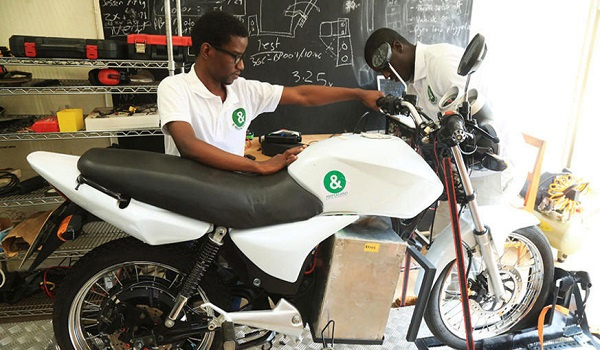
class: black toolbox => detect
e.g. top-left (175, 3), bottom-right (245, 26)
top-left (9, 35), bottom-right (127, 60)
top-left (127, 34), bottom-right (194, 62)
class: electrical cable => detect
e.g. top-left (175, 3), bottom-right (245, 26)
top-left (352, 111), bottom-right (372, 134)
top-left (0, 171), bottom-right (20, 196)
top-left (0, 268), bottom-right (5, 289)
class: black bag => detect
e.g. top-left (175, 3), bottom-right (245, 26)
top-left (259, 129), bottom-right (303, 156)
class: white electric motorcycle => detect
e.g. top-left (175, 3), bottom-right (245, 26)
top-left (25, 34), bottom-right (553, 350)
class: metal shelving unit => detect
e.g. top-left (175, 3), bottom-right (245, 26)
top-left (0, 187), bottom-right (63, 208)
top-left (0, 221), bottom-right (126, 263)
top-left (0, 295), bottom-right (54, 319)
top-left (0, 0), bottom-right (182, 322)
top-left (0, 57), bottom-right (160, 266)
top-left (0, 56), bottom-right (169, 69)
top-left (0, 80), bottom-right (158, 95)
top-left (0, 128), bottom-right (162, 142)
top-left (0, 222), bottom-right (127, 319)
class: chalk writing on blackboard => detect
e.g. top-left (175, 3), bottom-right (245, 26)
top-left (320, 18), bottom-right (353, 67)
top-left (99, 0), bottom-right (473, 135)
top-left (101, 0), bottom-right (152, 37)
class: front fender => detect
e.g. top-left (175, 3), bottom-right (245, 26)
top-left (415, 205), bottom-right (539, 292)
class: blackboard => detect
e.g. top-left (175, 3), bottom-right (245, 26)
top-left (100, 0), bottom-right (473, 135)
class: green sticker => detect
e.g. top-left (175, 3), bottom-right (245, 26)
top-left (232, 108), bottom-right (246, 129)
top-left (427, 85), bottom-right (437, 104)
top-left (324, 170), bottom-right (346, 194)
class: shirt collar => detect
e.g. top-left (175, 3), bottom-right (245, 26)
top-left (413, 42), bottom-right (428, 82)
top-left (183, 64), bottom-right (240, 105)
top-left (184, 64), bottom-right (214, 98)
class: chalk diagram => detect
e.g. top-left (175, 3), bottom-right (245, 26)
top-left (247, 0), bottom-right (319, 38)
top-left (246, 0), bottom-right (353, 68)
top-left (319, 18), bottom-right (353, 67)
top-left (150, 0), bottom-right (247, 35)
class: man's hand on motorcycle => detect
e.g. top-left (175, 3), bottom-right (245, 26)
top-left (257, 145), bottom-right (307, 175)
top-left (361, 90), bottom-right (385, 111)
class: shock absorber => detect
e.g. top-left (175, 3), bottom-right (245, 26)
top-left (165, 226), bottom-right (227, 328)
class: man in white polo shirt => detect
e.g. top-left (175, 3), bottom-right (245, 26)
top-left (363, 28), bottom-right (525, 230)
top-left (364, 28), bottom-right (488, 121)
top-left (158, 11), bottom-right (383, 175)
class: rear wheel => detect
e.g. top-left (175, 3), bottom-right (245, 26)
top-left (53, 237), bottom-right (228, 350)
top-left (424, 226), bottom-right (554, 349)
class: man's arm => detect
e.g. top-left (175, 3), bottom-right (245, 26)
top-left (166, 121), bottom-right (304, 175)
top-left (280, 85), bottom-right (383, 110)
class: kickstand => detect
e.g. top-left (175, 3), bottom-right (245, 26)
top-left (321, 320), bottom-right (335, 350)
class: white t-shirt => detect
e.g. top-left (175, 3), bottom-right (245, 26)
top-left (409, 43), bottom-right (523, 207)
top-left (409, 42), bottom-right (486, 120)
top-left (158, 65), bottom-right (284, 156)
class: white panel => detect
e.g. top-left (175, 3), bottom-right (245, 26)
top-left (288, 134), bottom-right (443, 219)
top-left (230, 215), bottom-right (360, 283)
top-left (27, 151), bottom-right (212, 245)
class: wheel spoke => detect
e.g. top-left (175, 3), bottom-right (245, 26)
top-left (66, 259), bottom-right (215, 350)
top-left (432, 230), bottom-right (551, 343)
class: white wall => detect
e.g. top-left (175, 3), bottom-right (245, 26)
top-left (471, 0), bottom-right (600, 227)
top-left (471, 0), bottom-right (594, 172)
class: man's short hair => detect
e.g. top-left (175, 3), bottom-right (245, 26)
top-left (191, 11), bottom-right (249, 56)
top-left (364, 28), bottom-right (410, 68)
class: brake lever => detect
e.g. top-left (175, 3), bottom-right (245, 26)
top-left (465, 120), bottom-right (499, 143)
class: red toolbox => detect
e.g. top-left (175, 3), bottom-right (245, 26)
top-left (127, 34), bottom-right (193, 62)
top-left (9, 35), bottom-right (127, 60)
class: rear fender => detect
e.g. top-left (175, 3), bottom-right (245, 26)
top-left (27, 151), bottom-right (213, 245)
top-left (415, 205), bottom-right (539, 292)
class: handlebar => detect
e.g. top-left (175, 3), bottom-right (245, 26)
top-left (377, 95), bottom-right (424, 125)
top-left (376, 95), bottom-right (402, 115)
top-left (378, 94), bottom-right (506, 171)
top-left (378, 94), bottom-right (499, 146)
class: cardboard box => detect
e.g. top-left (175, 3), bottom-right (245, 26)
top-left (85, 110), bottom-right (160, 131)
top-left (57, 108), bottom-right (84, 132)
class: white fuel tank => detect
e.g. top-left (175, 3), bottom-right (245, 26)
top-left (288, 134), bottom-right (443, 219)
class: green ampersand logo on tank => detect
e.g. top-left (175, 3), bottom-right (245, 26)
top-left (324, 170), bottom-right (346, 194)
top-left (232, 108), bottom-right (246, 129)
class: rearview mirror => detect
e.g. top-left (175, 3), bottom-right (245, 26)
top-left (370, 42), bottom-right (408, 94)
top-left (371, 42), bottom-right (392, 70)
top-left (457, 34), bottom-right (487, 76)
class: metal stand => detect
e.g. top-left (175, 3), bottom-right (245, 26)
top-left (414, 336), bottom-right (445, 350)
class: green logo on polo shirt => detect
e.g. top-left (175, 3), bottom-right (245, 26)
top-left (232, 108), bottom-right (246, 129)
top-left (427, 86), bottom-right (437, 104)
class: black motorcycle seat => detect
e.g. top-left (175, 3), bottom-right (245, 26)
top-left (77, 148), bottom-right (323, 229)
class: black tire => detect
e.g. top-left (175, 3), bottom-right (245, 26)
top-left (424, 226), bottom-right (554, 349)
top-left (53, 237), bottom-right (228, 350)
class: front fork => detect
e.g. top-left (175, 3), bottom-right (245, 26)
top-left (450, 145), bottom-right (507, 301)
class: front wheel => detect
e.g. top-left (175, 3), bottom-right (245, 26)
top-left (53, 237), bottom-right (228, 350)
top-left (424, 226), bottom-right (554, 349)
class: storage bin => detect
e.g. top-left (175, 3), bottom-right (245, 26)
top-left (9, 35), bottom-right (127, 59)
top-left (57, 109), bottom-right (84, 132)
top-left (127, 34), bottom-right (194, 62)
